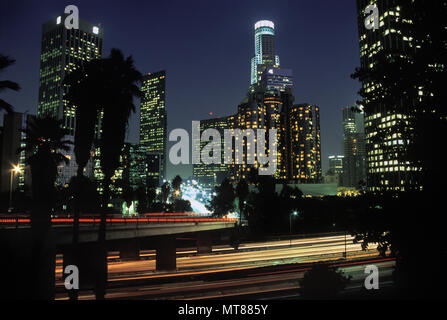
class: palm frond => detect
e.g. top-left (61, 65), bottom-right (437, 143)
top-left (0, 55), bottom-right (16, 71)
top-left (0, 98), bottom-right (13, 113)
top-left (0, 80), bottom-right (20, 92)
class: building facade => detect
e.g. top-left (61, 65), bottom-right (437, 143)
top-left (140, 71), bottom-right (167, 185)
top-left (92, 143), bottom-right (151, 196)
top-left (193, 116), bottom-right (234, 186)
top-left (325, 155), bottom-right (345, 185)
top-left (282, 104), bottom-right (322, 183)
top-left (38, 14), bottom-right (103, 133)
top-left (356, 0), bottom-right (424, 191)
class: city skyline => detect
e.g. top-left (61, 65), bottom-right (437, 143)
top-left (0, 0), bottom-right (361, 179)
top-left (1, 0), bottom-right (445, 303)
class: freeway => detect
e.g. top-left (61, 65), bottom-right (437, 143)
top-left (55, 235), bottom-right (389, 300)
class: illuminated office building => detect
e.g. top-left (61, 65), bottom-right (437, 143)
top-left (140, 71), bottom-right (167, 183)
top-left (92, 146), bottom-right (125, 196)
top-left (93, 143), bottom-right (149, 196)
top-left (326, 155), bottom-right (345, 185)
top-left (329, 156), bottom-right (345, 175)
top-left (38, 14), bottom-right (103, 133)
top-left (282, 104), bottom-right (322, 183)
top-left (127, 144), bottom-right (149, 190)
top-left (356, 0), bottom-right (436, 191)
top-left (146, 153), bottom-right (162, 188)
top-left (193, 116), bottom-right (235, 186)
top-left (251, 20), bottom-right (281, 85)
top-left (37, 14), bottom-right (103, 186)
top-left (342, 107), bottom-right (367, 188)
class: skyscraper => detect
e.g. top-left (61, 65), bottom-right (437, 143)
top-left (282, 104), bottom-right (322, 183)
top-left (38, 14), bottom-right (103, 134)
top-left (193, 116), bottom-right (235, 186)
top-left (356, 1), bottom-right (425, 191)
top-left (140, 71), bottom-right (167, 185)
top-left (329, 156), bottom-right (344, 175)
top-left (251, 20), bottom-right (280, 85)
top-left (326, 155), bottom-right (344, 185)
top-left (342, 107), bottom-right (367, 188)
top-left (126, 144), bottom-right (149, 191)
top-left (37, 14), bottom-right (103, 186)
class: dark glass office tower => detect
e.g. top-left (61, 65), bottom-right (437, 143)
top-left (37, 14), bottom-right (103, 186)
top-left (356, 1), bottom-right (445, 191)
top-left (140, 71), bottom-right (167, 184)
top-left (38, 14), bottom-right (103, 134)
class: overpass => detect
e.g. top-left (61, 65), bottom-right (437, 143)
top-left (0, 214), bottom-right (238, 297)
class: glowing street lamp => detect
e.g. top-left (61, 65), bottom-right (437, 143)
top-left (9, 164), bottom-right (22, 212)
top-left (290, 211), bottom-right (299, 246)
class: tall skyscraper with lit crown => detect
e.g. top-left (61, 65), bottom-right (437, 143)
top-left (251, 20), bottom-right (281, 85)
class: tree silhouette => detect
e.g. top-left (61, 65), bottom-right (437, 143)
top-left (173, 199), bottom-right (192, 213)
top-left (63, 60), bottom-right (104, 299)
top-left (350, 0), bottom-right (447, 297)
top-left (299, 263), bottom-right (351, 300)
top-left (171, 175), bottom-right (182, 200)
top-left (207, 179), bottom-right (235, 218)
top-left (64, 59), bottom-right (103, 178)
top-left (19, 115), bottom-right (72, 299)
top-left (0, 54), bottom-right (20, 113)
top-left (94, 48), bottom-right (142, 299)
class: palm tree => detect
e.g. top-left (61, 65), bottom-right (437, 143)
top-left (96, 48), bottom-right (142, 299)
top-left (20, 116), bottom-right (73, 216)
top-left (19, 115), bottom-right (72, 299)
top-left (99, 49), bottom-right (142, 209)
top-left (64, 59), bottom-right (104, 178)
top-left (0, 54), bottom-right (20, 113)
top-left (64, 60), bottom-right (104, 298)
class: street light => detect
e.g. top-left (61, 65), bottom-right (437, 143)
top-left (290, 211), bottom-right (299, 246)
top-left (9, 164), bottom-right (22, 213)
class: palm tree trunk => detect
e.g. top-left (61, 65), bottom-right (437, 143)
top-left (31, 204), bottom-right (54, 300)
top-left (30, 162), bottom-right (55, 300)
top-left (96, 175), bottom-right (111, 300)
top-left (69, 167), bottom-right (84, 301)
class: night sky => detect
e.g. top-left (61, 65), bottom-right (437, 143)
top-left (0, 0), bottom-right (361, 180)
